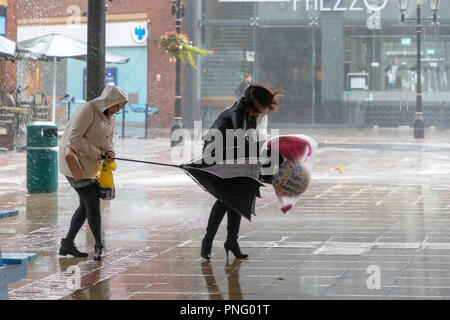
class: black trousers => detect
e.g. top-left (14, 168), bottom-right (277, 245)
top-left (66, 183), bottom-right (102, 245)
top-left (203, 200), bottom-right (242, 243)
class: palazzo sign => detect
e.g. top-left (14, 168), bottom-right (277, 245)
top-left (219, 0), bottom-right (388, 12)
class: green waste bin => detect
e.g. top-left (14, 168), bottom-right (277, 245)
top-left (27, 122), bottom-right (58, 193)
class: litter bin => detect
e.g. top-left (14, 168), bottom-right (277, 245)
top-left (27, 122), bottom-right (58, 193)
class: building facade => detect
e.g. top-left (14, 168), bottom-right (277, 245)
top-left (12, 0), bottom-right (450, 130)
top-left (0, 0), bottom-right (17, 149)
top-left (195, 0), bottom-right (450, 128)
top-left (16, 0), bottom-right (191, 131)
top-left (0, 0), bottom-right (17, 97)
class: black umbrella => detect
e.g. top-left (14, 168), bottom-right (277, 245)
top-left (114, 154), bottom-right (264, 221)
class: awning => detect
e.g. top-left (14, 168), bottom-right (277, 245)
top-left (0, 35), bottom-right (15, 60)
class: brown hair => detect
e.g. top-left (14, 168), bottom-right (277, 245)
top-left (244, 84), bottom-right (282, 115)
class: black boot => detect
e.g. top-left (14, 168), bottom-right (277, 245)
top-left (225, 210), bottom-right (248, 259)
top-left (58, 238), bottom-right (88, 258)
top-left (201, 200), bottom-right (228, 260)
top-left (201, 238), bottom-right (213, 260)
top-left (93, 241), bottom-right (105, 260)
top-left (224, 240), bottom-right (248, 259)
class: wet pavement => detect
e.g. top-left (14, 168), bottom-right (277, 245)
top-left (2, 127), bottom-right (450, 300)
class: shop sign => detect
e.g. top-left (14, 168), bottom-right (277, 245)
top-left (219, 0), bottom-right (388, 12)
top-left (246, 51), bottom-right (255, 62)
top-left (131, 23), bottom-right (148, 44)
top-left (401, 38), bottom-right (412, 46)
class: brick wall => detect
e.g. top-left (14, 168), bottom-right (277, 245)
top-left (1, 0), bottom-right (17, 94)
top-left (17, 0), bottom-right (189, 130)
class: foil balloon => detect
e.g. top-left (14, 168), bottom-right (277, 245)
top-left (262, 135), bottom-right (317, 214)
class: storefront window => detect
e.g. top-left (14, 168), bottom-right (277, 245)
top-left (197, 0), bottom-right (450, 127)
top-left (200, 0), bottom-right (254, 20)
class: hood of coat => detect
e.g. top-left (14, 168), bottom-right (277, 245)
top-left (90, 86), bottom-right (128, 113)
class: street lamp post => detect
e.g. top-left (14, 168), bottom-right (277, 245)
top-left (309, 16), bottom-right (319, 124)
top-left (170, 0), bottom-right (185, 147)
top-left (398, 0), bottom-right (440, 139)
top-left (87, 0), bottom-right (106, 101)
top-left (430, 0), bottom-right (440, 23)
top-left (414, 2), bottom-right (424, 139)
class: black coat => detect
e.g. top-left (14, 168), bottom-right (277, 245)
top-left (203, 98), bottom-right (257, 157)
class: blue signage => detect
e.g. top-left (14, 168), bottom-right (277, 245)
top-left (83, 68), bottom-right (118, 100)
top-left (131, 23), bottom-right (148, 44)
top-left (0, 6), bottom-right (6, 36)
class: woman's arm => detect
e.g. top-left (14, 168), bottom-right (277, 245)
top-left (230, 108), bottom-right (254, 158)
top-left (106, 116), bottom-right (115, 152)
top-left (104, 117), bottom-right (116, 161)
top-left (230, 109), bottom-right (247, 130)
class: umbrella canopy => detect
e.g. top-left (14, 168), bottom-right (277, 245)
top-left (16, 33), bottom-right (130, 123)
top-left (114, 149), bottom-right (265, 221)
top-left (16, 33), bottom-right (129, 63)
top-left (0, 35), bottom-right (16, 60)
top-left (182, 161), bottom-right (264, 221)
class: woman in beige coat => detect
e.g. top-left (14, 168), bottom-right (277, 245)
top-left (58, 86), bottom-right (127, 260)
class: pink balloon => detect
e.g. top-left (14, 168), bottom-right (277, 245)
top-left (263, 135), bottom-right (317, 214)
top-left (268, 135), bottom-right (313, 163)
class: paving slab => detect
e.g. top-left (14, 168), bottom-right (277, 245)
top-left (1, 128), bottom-right (450, 299)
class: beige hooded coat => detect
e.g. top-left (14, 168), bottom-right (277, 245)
top-left (59, 86), bottom-right (128, 179)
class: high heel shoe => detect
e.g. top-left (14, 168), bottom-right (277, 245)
top-left (201, 239), bottom-right (213, 260)
top-left (224, 240), bottom-right (248, 259)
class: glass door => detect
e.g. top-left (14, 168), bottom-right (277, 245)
top-left (255, 26), bottom-right (315, 124)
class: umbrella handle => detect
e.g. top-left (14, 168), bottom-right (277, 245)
top-left (113, 157), bottom-right (182, 169)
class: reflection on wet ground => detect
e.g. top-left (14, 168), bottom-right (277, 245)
top-left (320, 143), bottom-right (450, 153)
top-left (2, 128), bottom-right (450, 299)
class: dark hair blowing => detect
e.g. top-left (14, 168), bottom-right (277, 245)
top-left (243, 84), bottom-right (282, 115)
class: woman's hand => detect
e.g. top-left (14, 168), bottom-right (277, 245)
top-left (101, 150), bottom-right (115, 162)
top-left (105, 150), bottom-right (115, 162)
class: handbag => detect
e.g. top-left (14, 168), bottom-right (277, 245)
top-left (98, 160), bottom-right (117, 200)
top-left (64, 145), bottom-right (84, 180)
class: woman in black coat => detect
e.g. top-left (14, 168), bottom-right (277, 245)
top-left (201, 84), bottom-right (281, 260)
